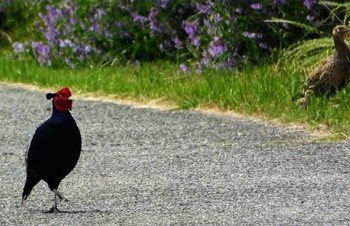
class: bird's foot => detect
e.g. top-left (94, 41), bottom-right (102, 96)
top-left (56, 190), bottom-right (69, 202)
top-left (296, 97), bottom-right (309, 109)
top-left (46, 206), bottom-right (62, 213)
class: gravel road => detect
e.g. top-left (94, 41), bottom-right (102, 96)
top-left (1, 83), bottom-right (350, 225)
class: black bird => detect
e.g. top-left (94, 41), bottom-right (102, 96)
top-left (22, 87), bottom-right (82, 213)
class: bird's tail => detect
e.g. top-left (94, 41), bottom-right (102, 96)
top-left (22, 175), bottom-right (40, 204)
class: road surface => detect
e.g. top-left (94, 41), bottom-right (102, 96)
top-left (0, 83), bottom-right (350, 225)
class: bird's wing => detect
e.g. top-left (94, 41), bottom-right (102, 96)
top-left (24, 129), bottom-right (37, 168)
top-left (24, 122), bottom-right (45, 168)
top-left (304, 57), bottom-right (333, 90)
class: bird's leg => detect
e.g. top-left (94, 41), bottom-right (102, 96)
top-left (56, 190), bottom-right (69, 202)
top-left (297, 90), bottom-right (314, 109)
top-left (46, 189), bottom-right (61, 213)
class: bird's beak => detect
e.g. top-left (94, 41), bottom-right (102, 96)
top-left (68, 96), bottom-right (74, 110)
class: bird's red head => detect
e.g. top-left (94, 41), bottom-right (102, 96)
top-left (46, 87), bottom-right (73, 111)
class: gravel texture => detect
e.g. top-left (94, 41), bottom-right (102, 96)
top-left (1, 83), bottom-right (350, 225)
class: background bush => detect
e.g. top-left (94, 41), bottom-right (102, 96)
top-left (1, 0), bottom-right (348, 70)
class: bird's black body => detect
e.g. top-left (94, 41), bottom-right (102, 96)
top-left (22, 87), bottom-right (81, 212)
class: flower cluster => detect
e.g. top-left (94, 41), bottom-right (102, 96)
top-left (9, 0), bottom-right (325, 71)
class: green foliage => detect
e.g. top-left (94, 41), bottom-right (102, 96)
top-left (2, 54), bottom-right (350, 139)
top-left (319, 1), bottom-right (350, 24)
top-left (3, 1), bottom-right (350, 139)
top-left (279, 37), bottom-right (334, 74)
top-left (0, 1), bottom-right (44, 45)
top-left (2, 0), bottom-right (337, 69)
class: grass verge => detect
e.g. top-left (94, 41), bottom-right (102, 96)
top-left (1, 54), bottom-right (350, 139)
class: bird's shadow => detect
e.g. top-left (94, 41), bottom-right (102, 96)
top-left (24, 208), bottom-right (109, 214)
top-left (44, 209), bottom-right (107, 214)
top-left (17, 203), bottom-right (109, 214)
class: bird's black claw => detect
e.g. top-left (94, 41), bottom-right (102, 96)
top-left (56, 191), bottom-right (69, 202)
top-left (58, 197), bottom-right (69, 203)
top-left (46, 207), bottom-right (61, 213)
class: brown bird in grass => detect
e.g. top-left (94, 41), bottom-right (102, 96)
top-left (292, 25), bottom-right (350, 109)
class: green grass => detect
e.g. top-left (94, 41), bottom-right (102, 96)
top-left (2, 51), bottom-right (350, 139)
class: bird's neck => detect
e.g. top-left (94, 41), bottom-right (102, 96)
top-left (50, 108), bottom-right (73, 123)
top-left (334, 36), bottom-right (350, 54)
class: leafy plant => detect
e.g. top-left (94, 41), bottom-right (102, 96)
top-left (5, 0), bottom-right (341, 71)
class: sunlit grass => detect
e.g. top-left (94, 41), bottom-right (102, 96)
top-left (2, 52), bottom-right (350, 139)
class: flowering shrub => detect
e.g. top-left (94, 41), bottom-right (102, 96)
top-left (3, 0), bottom-right (341, 71)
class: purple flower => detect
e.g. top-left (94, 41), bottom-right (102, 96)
top-left (282, 22), bottom-right (290, 29)
top-left (38, 5), bottom-right (62, 46)
top-left (115, 22), bottom-right (131, 39)
top-left (12, 42), bottom-right (25, 54)
top-left (222, 55), bottom-right (237, 69)
top-left (208, 37), bottom-right (226, 58)
top-left (45, 26), bottom-right (60, 44)
top-left (89, 17), bottom-right (100, 32)
top-left (201, 52), bottom-right (210, 66)
top-left (184, 21), bottom-right (200, 47)
top-left (86, 9), bottom-right (105, 33)
top-left (59, 39), bottom-right (73, 48)
top-left (156, 0), bottom-right (169, 9)
top-left (242, 32), bottom-right (263, 39)
top-left (303, 0), bottom-right (317, 11)
top-left (250, 3), bottom-right (263, 10)
top-left (214, 13), bottom-right (222, 23)
top-left (45, 5), bottom-right (61, 22)
top-left (104, 28), bottom-right (112, 38)
top-left (32, 42), bottom-right (51, 66)
top-left (179, 64), bottom-right (189, 73)
top-left (62, 2), bottom-right (77, 17)
top-left (203, 18), bottom-right (216, 35)
top-left (149, 7), bottom-right (161, 33)
top-left (195, 63), bottom-right (203, 74)
top-left (184, 23), bottom-right (195, 38)
top-left (131, 12), bottom-right (147, 26)
top-left (235, 8), bottom-right (243, 14)
top-left (259, 42), bottom-right (269, 49)
top-left (196, 3), bottom-right (210, 14)
top-left (306, 14), bottom-right (316, 22)
top-left (173, 36), bottom-right (183, 49)
top-left (69, 17), bottom-right (76, 25)
top-left (94, 8), bottom-right (106, 19)
top-left (83, 45), bottom-right (92, 54)
top-left (191, 38), bottom-right (199, 47)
